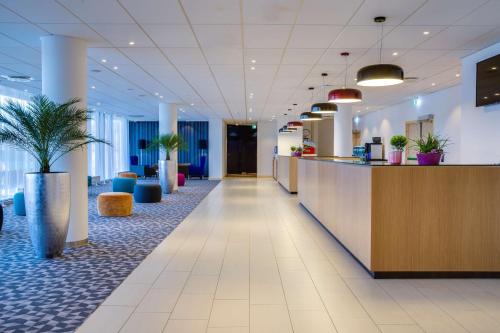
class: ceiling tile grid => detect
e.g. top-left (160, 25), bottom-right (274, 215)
top-left (0, 0), bottom-right (496, 121)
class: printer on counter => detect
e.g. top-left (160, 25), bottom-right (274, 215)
top-left (364, 137), bottom-right (384, 161)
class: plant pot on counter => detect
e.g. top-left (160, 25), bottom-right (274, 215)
top-left (25, 172), bottom-right (70, 259)
top-left (416, 152), bottom-right (442, 166)
top-left (158, 160), bottom-right (177, 194)
top-left (388, 150), bottom-right (403, 165)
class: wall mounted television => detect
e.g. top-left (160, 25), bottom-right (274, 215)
top-left (476, 54), bottom-right (500, 107)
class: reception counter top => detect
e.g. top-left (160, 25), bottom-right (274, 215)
top-left (298, 157), bottom-right (500, 278)
top-left (299, 156), bottom-right (500, 167)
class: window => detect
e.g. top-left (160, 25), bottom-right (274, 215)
top-left (87, 112), bottom-right (129, 180)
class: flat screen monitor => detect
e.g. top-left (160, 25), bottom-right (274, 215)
top-left (476, 54), bottom-right (500, 107)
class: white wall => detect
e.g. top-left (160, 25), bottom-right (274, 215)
top-left (358, 85), bottom-right (462, 163)
top-left (257, 120), bottom-right (277, 177)
top-left (209, 118), bottom-right (224, 179)
top-left (276, 115), bottom-right (302, 155)
top-left (460, 42), bottom-right (500, 164)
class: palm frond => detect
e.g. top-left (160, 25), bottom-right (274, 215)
top-left (0, 95), bottom-right (110, 173)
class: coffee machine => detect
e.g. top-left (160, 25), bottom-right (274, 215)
top-left (364, 137), bottom-right (384, 161)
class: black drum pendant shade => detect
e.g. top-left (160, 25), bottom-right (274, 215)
top-left (356, 16), bottom-right (404, 87)
top-left (356, 64), bottom-right (404, 87)
top-left (300, 112), bottom-right (322, 121)
top-left (311, 102), bottom-right (338, 114)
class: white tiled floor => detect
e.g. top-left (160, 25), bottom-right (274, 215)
top-left (77, 178), bottom-right (500, 333)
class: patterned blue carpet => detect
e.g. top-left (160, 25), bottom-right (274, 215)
top-left (0, 179), bottom-right (219, 333)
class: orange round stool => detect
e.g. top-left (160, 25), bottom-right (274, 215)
top-left (118, 172), bottom-right (138, 179)
top-left (97, 192), bottom-right (133, 217)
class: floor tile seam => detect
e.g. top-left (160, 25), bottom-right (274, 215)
top-left (262, 204), bottom-right (300, 333)
top-left (161, 210), bottom-right (222, 324)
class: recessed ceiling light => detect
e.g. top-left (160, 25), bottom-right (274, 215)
top-left (392, 52), bottom-right (398, 56)
top-left (190, 103), bottom-right (194, 106)
top-left (431, 82), bottom-right (436, 86)
top-left (250, 66), bottom-right (255, 70)
top-left (91, 85), bottom-right (96, 89)
top-left (365, 107), bottom-right (369, 110)
top-left (113, 66), bottom-right (118, 70)
top-left (251, 59), bottom-right (256, 64)
top-left (128, 41), bottom-right (135, 46)
top-left (491, 66), bottom-right (497, 70)
top-left (96, 102), bottom-right (101, 106)
top-left (357, 110), bottom-right (361, 113)
top-left (24, 89), bottom-right (28, 92)
top-left (483, 96), bottom-right (488, 99)
top-left (455, 73), bottom-right (460, 77)
top-left (160, 95), bottom-right (163, 99)
top-left (423, 31), bottom-right (430, 35)
top-left (101, 59), bottom-right (107, 63)
top-left (154, 92), bottom-right (159, 96)
top-left (495, 93), bottom-right (499, 96)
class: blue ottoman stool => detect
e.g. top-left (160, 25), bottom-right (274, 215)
top-left (112, 177), bottom-right (136, 193)
top-left (13, 192), bottom-right (26, 216)
top-left (134, 184), bottom-right (162, 203)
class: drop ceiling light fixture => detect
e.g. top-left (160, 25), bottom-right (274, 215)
top-left (300, 112), bottom-right (322, 121)
top-left (357, 17), bottom-right (404, 87)
top-left (329, 53), bottom-right (363, 103)
top-left (311, 73), bottom-right (338, 113)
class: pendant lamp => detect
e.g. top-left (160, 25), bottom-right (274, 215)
top-left (329, 52), bottom-right (362, 103)
top-left (311, 102), bottom-right (338, 113)
top-left (300, 112), bottom-right (322, 121)
top-left (357, 17), bottom-right (404, 87)
top-left (311, 73), bottom-right (339, 113)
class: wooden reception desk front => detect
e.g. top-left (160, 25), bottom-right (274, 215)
top-left (297, 157), bottom-right (500, 278)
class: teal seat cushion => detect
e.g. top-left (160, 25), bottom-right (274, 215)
top-left (13, 192), bottom-right (26, 216)
top-left (112, 177), bottom-right (136, 193)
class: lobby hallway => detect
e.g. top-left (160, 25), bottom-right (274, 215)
top-left (78, 178), bottom-right (500, 333)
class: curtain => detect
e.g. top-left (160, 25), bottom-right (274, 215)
top-left (128, 121), bottom-right (159, 167)
top-left (87, 112), bottom-right (129, 180)
top-left (0, 95), bottom-right (35, 200)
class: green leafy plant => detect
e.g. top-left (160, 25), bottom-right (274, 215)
top-left (296, 146), bottom-right (303, 152)
top-left (390, 135), bottom-right (408, 151)
top-left (412, 133), bottom-right (449, 154)
top-left (290, 146), bottom-right (297, 152)
top-left (0, 95), bottom-right (107, 173)
top-left (148, 133), bottom-right (186, 160)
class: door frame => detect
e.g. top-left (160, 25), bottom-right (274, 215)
top-left (405, 119), bottom-right (434, 161)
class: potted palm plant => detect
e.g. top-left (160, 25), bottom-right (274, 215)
top-left (388, 135), bottom-right (408, 165)
top-left (148, 133), bottom-right (185, 194)
top-left (412, 133), bottom-right (449, 166)
top-left (0, 95), bottom-right (106, 258)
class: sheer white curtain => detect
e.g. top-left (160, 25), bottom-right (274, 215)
top-left (87, 111), bottom-right (129, 181)
top-left (0, 95), bottom-right (36, 200)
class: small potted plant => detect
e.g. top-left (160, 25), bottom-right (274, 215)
top-left (412, 133), bottom-right (449, 166)
top-left (388, 135), bottom-right (408, 165)
top-left (290, 146), bottom-right (302, 157)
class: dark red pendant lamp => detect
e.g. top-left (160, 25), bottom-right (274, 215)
top-left (329, 52), bottom-right (362, 103)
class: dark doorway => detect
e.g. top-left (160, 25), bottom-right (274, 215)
top-left (226, 124), bottom-right (257, 176)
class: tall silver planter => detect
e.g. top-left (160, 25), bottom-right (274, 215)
top-left (25, 172), bottom-right (70, 259)
top-left (158, 160), bottom-right (176, 194)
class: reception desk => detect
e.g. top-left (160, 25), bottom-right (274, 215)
top-left (298, 157), bottom-right (500, 278)
top-left (276, 155), bottom-right (298, 193)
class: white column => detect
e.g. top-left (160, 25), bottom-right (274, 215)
top-left (334, 105), bottom-right (353, 157)
top-left (41, 35), bottom-right (88, 245)
top-left (208, 118), bottom-right (224, 179)
top-left (159, 102), bottom-right (178, 190)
